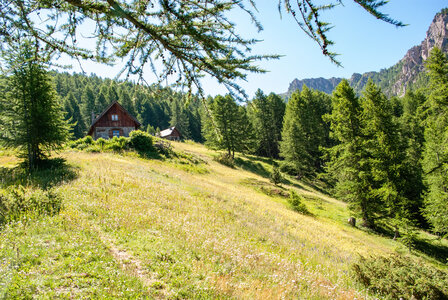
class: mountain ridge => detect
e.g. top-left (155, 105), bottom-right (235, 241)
top-left (285, 9), bottom-right (448, 97)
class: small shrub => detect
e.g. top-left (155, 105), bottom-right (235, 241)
top-left (352, 254), bottom-right (448, 299)
top-left (68, 136), bottom-right (94, 149)
top-left (95, 138), bottom-right (106, 150)
top-left (76, 143), bottom-right (88, 150)
top-left (81, 135), bottom-right (94, 145)
top-left (0, 186), bottom-right (63, 226)
top-left (399, 220), bottom-right (419, 251)
top-left (105, 137), bottom-right (128, 152)
top-left (214, 153), bottom-right (234, 168)
top-left (288, 190), bottom-right (310, 214)
top-left (279, 161), bottom-right (298, 176)
top-left (153, 138), bottom-right (174, 157)
top-left (129, 130), bottom-right (154, 153)
top-left (84, 145), bottom-right (101, 153)
top-left (270, 166), bottom-right (283, 186)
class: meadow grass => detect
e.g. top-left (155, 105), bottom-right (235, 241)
top-left (0, 142), bottom-right (446, 299)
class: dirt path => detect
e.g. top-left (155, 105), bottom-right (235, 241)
top-left (92, 225), bottom-right (169, 298)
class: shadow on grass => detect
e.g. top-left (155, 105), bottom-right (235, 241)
top-left (373, 223), bottom-right (448, 264)
top-left (138, 150), bottom-right (163, 160)
top-left (234, 156), bottom-right (271, 178)
top-left (413, 238), bottom-right (448, 264)
top-left (240, 177), bottom-right (290, 198)
top-left (234, 155), bottom-right (331, 197)
top-left (0, 158), bottom-right (78, 190)
top-left (282, 177), bottom-right (312, 192)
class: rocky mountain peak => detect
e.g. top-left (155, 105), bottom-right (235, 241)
top-left (392, 10), bottom-right (448, 95)
top-left (285, 9), bottom-right (448, 97)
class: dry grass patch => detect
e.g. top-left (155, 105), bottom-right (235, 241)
top-left (1, 143), bottom-right (445, 299)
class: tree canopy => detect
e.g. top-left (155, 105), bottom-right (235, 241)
top-left (0, 0), bottom-right (403, 98)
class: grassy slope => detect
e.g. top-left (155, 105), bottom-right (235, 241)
top-left (0, 142), bottom-right (446, 299)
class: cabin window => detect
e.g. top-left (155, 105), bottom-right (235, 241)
top-left (112, 130), bottom-right (120, 137)
top-left (111, 114), bottom-right (118, 121)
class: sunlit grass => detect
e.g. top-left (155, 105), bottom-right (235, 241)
top-left (1, 142), bottom-right (446, 298)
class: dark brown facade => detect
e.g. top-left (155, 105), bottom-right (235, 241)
top-left (87, 102), bottom-right (141, 140)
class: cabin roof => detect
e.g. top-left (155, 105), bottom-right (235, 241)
top-left (159, 126), bottom-right (179, 137)
top-left (87, 101), bottom-right (141, 135)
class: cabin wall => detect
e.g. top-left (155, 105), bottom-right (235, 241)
top-left (93, 126), bottom-right (136, 139)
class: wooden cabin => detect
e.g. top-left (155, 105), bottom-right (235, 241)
top-left (158, 126), bottom-right (182, 141)
top-left (87, 101), bottom-right (141, 140)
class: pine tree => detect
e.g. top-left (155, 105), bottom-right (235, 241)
top-left (107, 85), bottom-right (119, 103)
top-left (0, 42), bottom-right (70, 169)
top-left (96, 90), bottom-right (108, 112)
top-left (422, 47), bottom-right (448, 235)
top-left (280, 89), bottom-right (310, 177)
top-left (399, 90), bottom-right (426, 222)
top-left (325, 80), bottom-right (376, 227)
top-left (170, 98), bottom-right (191, 140)
top-left (280, 85), bottom-right (330, 177)
top-left (360, 80), bottom-right (407, 224)
top-left (204, 95), bottom-right (251, 158)
top-left (80, 85), bottom-right (96, 126)
top-left (119, 89), bottom-right (136, 116)
top-left (64, 92), bottom-right (86, 139)
top-left (249, 90), bottom-right (285, 158)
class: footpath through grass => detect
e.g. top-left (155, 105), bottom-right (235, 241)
top-left (1, 142), bottom-right (446, 299)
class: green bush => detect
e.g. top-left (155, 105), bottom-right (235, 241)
top-left (270, 166), bottom-right (283, 186)
top-left (84, 145), bottom-right (101, 153)
top-left (95, 138), bottom-right (106, 151)
top-left (68, 136), bottom-right (94, 149)
top-left (0, 186), bottom-right (63, 226)
top-left (288, 190), bottom-right (310, 214)
top-left (105, 136), bottom-right (128, 152)
top-left (82, 135), bottom-right (94, 145)
top-left (399, 220), bottom-right (419, 251)
top-left (129, 130), bottom-right (154, 153)
top-left (214, 153), bottom-right (234, 168)
top-left (352, 254), bottom-right (448, 299)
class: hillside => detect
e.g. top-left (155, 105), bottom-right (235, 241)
top-left (285, 9), bottom-right (448, 97)
top-left (1, 143), bottom-right (447, 299)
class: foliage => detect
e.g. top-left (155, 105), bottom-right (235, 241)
top-left (0, 42), bottom-right (71, 169)
top-left (324, 80), bottom-right (375, 227)
top-left (105, 137), bottom-right (129, 152)
top-left (204, 95), bottom-right (255, 158)
top-left (0, 0), bottom-right (402, 98)
top-left (248, 90), bottom-right (285, 158)
top-left (422, 48), bottom-right (448, 235)
top-left (69, 134), bottom-right (193, 160)
top-left (170, 98), bottom-right (192, 140)
top-left (288, 190), bottom-right (310, 215)
top-left (399, 219), bottom-right (419, 251)
top-left (398, 90), bottom-right (426, 224)
top-left (0, 186), bottom-right (62, 226)
top-left (352, 254), bottom-right (448, 299)
top-left (213, 153), bottom-right (235, 168)
top-left (325, 79), bottom-right (420, 229)
top-left (128, 130), bottom-right (154, 153)
top-left (280, 86), bottom-right (331, 177)
top-left (0, 0), bottom-right (280, 99)
top-left (269, 166), bottom-right (283, 186)
top-left (64, 92), bottom-right (86, 139)
top-left (360, 80), bottom-right (408, 224)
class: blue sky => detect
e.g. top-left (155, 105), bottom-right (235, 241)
top-left (59, 0), bottom-right (448, 98)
